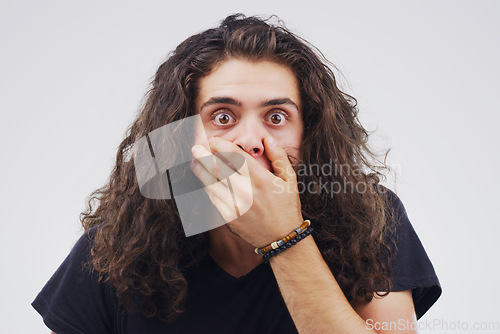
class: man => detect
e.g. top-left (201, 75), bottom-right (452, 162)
top-left (33, 14), bottom-right (441, 333)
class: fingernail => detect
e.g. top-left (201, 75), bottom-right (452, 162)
top-left (192, 145), bottom-right (201, 154)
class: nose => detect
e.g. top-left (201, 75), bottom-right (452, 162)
top-left (232, 118), bottom-right (269, 158)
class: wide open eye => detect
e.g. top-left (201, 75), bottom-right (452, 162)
top-left (211, 111), bottom-right (236, 126)
top-left (267, 111), bottom-right (289, 125)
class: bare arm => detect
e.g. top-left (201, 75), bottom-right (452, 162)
top-left (351, 290), bottom-right (417, 334)
top-left (269, 235), bottom-right (417, 334)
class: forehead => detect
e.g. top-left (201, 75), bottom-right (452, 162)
top-left (195, 59), bottom-right (301, 109)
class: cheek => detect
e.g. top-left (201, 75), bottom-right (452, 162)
top-left (193, 117), bottom-right (210, 147)
top-left (275, 125), bottom-right (303, 149)
top-left (275, 126), bottom-right (303, 161)
top-left (200, 121), bottom-right (239, 143)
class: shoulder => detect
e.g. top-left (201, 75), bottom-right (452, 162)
top-left (378, 186), bottom-right (442, 319)
top-left (65, 226), bottom-right (98, 262)
top-left (32, 225), bottom-right (117, 334)
top-left (378, 185), bottom-right (409, 224)
top-left (379, 186), bottom-right (427, 251)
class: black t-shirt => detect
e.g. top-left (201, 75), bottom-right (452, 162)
top-left (32, 193), bottom-right (442, 333)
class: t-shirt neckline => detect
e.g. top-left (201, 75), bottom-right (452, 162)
top-left (205, 253), bottom-right (269, 283)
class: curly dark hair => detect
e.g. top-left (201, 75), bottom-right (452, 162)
top-left (80, 13), bottom-right (397, 322)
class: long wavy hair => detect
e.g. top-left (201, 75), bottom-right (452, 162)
top-left (81, 14), bottom-right (397, 322)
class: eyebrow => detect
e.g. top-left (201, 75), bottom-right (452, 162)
top-left (200, 97), bottom-right (241, 110)
top-left (261, 98), bottom-right (300, 111)
top-left (200, 97), bottom-right (300, 112)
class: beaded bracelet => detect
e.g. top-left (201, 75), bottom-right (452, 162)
top-left (254, 220), bottom-right (311, 255)
top-left (262, 227), bottom-right (314, 262)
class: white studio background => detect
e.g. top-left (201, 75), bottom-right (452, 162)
top-left (1, 1), bottom-right (498, 333)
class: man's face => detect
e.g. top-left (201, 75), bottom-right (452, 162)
top-left (195, 59), bottom-right (303, 172)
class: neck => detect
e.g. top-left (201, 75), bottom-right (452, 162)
top-left (208, 225), bottom-right (263, 278)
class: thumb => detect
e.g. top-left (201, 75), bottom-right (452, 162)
top-left (264, 137), bottom-right (296, 183)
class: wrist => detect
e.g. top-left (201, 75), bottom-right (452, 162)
top-left (255, 219), bottom-right (313, 262)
